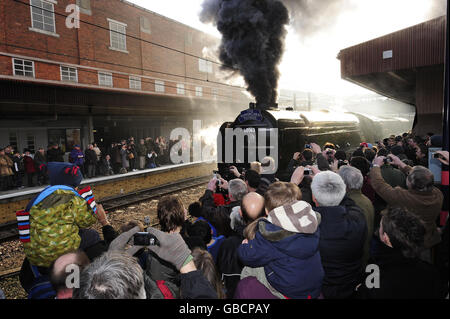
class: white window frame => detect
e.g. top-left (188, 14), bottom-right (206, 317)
top-left (12, 58), bottom-right (35, 78)
top-left (177, 83), bottom-right (185, 95)
top-left (60, 65), bottom-right (78, 82)
top-left (199, 58), bottom-right (213, 74)
top-left (129, 75), bottom-right (141, 90)
top-left (29, 0), bottom-right (59, 37)
top-left (108, 18), bottom-right (128, 53)
top-left (195, 86), bottom-right (203, 97)
top-left (155, 80), bottom-right (165, 93)
top-left (98, 71), bottom-right (113, 87)
top-left (212, 88), bottom-right (218, 99)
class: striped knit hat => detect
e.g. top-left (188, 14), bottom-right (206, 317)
top-left (267, 201), bottom-right (320, 234)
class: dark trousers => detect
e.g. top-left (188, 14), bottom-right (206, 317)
top-left (86, 164), bottom-right (96, 178)
top-left (0, 175), bottom-right (12, 191)
top-left (14, 172), bottom-right (24, 187)
top-left (26, 172), bottom-right (35, 187)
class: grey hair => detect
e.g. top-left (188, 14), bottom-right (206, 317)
top-left (229, 179), bottom-right (248, 202)
top-left (311, 171), bottom-right (346, 207)
top-left (73, 251), bottom-right (146, 299)
top-left (407, 166), bottom-right (434, 192)
top-left (338, 165), bottom-right (363, 190)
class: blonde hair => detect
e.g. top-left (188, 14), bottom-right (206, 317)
top-left (250, 161), bottom-right (262, 174)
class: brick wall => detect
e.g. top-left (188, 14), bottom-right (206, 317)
top-left (0, 0), bottom-right (245, 102)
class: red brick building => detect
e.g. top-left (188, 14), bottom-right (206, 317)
top-left (0, 0), bottom-right (249, 153)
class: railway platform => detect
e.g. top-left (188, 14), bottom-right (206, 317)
top-left (0, 161), bottom-right (216, 225)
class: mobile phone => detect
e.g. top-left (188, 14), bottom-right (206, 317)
top-left (133, 232), bottom-right (159, 246)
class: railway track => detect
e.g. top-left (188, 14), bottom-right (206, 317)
top-left (0, 175), bottom-right (210, 244)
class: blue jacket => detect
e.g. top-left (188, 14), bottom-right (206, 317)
top-left (313, 196), bottom-right (367, 299)
top-left (69, 149), bottom-right (84, 167)
top-left (238, 219), bottom-right (324, 299)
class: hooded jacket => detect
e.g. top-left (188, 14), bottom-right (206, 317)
top-left (238, 201), bottom-right (324, 299)
top-left (17, 163), bottom-right (97, 267)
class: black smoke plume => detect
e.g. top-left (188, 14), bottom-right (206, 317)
top-left (200, 0), bottom-right (289, 107)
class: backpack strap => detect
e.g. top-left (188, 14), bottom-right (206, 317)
top-left (156, 280), bottom-right (175, 299)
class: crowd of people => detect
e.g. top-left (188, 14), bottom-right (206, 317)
top-left (0, 130), bottom-right (448, 300)
top-left (0, 136), bottom-right (177, 192)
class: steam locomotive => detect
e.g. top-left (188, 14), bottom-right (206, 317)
top-left (217, 102), bottom-right (384, 181)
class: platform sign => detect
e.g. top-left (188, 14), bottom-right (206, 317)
top-left (238, 109), bottom-right (263, 123)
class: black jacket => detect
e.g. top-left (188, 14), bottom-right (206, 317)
top-left (313, 196), bottom-right (367, 299)
top-left (84, 149), bottom-right (97, 165)
top-left (47, 148), bottom-right (65, 162)
top-left (216, 224), bottom-right (245, 299)
top-left (356, 244), bottom-right (446, 299)
top-left (199, 189), bottom-right (240, 237)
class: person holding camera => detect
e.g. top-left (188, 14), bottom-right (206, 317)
top-left (199, 177), bottom-right (248, 238)
top-left (370, 154), bottom-right (443, 263)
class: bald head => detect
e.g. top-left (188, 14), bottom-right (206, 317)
top-left (241, 192), bottom-right (266, 224)
top-left (50, 250), bottom-right (90, 297)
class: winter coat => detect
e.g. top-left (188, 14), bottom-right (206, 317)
top-left (120, 148), bottom-right (130, 168)
top-left (84, 149), bottom-right (97, 165)
top-left (347, 189), bottom-right (375, 266)
top-left (199, 189), bottom-right (241, 237)
top-left (21, 185), bottom-right (97, 267)
top-left (356, 244), bottom-right (446, 299)
top-left (370, 165), bottom-right (443, 248)
top-left (313, 197), bottom-right (367, 299)
top-left (23, 155), bottom-right (36, 174)
top-left (47, 148), bottom-right (65, 162)
top-left (69, 149), bottom-right (84, 167)
top-left (238, 201), bottom-right (324, 299)
top-left (216, 227), bottom-right (245, 299)
top-left (144, 251), bottom-right (180, 299)
top-left (12, 155), bottom-right (25, 173)
top-left (0, 154), bottom-right (14, 176)
top-left (33, 152), bottom-right (47, 172)
top-left (136, 143), bottom-right (147, 157)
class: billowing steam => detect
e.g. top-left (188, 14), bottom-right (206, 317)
top-left (200, 0), bottom-right (289, 106)
top-left (280, 0), bottom-right (353, 37)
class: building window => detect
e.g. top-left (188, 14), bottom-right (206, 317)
top-left (98, 71), bottom-right (113, 87)
top-left (140, 16), bottom-right (151, 34)
top-left (26, 133), bottom-right (35, 153)
top-left (60, 66), bottom-right (78, 82)
top-left (13, 58), bottom-right (35, 77)
top-left (195, 86), bottom-right (203, 97)
top-left (76, 0), bottom-right (91, 15)
top-left (199, 58), bottom-right (213, 73)
top-left (155, 80), bottom-right (165, 93)
top-left (177, 84), bottom-right (185, 95)
top-left (108, 19), bottom-right (127, 52)
top-left (30, 0), bottom-right (56, 33)
top-left (212, 88), bottom-right (218, 99)
top-left (129, 76), bottom-right (141, 90)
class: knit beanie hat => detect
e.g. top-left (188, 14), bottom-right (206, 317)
top-left (48, 162), bottom-right (83, 187)
top-left (267, 201), bottom-right (320, 234)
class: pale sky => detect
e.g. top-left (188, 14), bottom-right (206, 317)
top-left (129, 0), bottom-right (446, 97)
